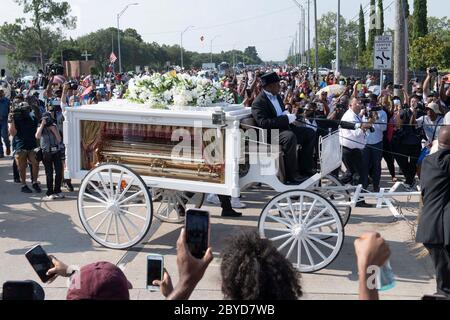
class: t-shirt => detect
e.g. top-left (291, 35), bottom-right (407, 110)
top-left (14, 114), bottom-right (38, 150)
top-left (416, 115), bottom-right (444, 144)
top-left (445, 112), bottom-right (450, 125)
top-left (0, 97), bottom-right (10, 120)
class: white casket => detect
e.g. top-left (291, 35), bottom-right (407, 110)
top-left (64, 100), bottom-right (252, 198)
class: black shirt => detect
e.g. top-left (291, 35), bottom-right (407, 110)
top-left (14, 114), bottom-right (38, 151)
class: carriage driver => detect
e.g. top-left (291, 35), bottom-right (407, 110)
top-left (251, 72), bottom-right (316, 185)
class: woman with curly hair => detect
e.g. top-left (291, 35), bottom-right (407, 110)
top-left (220, 231), bottom-right (303, 300)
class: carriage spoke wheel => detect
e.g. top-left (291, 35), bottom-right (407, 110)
top-left (78, 164), bottom-right (153, 250)
top-left (259, 190), bottom-right (344, 273)
top-left (152, 189), bottom-right (204, 223)
top-left (310, 174), bottom-right (352, 228)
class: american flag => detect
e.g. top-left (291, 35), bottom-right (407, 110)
top-left (110, 52), bottom-right (118, 64)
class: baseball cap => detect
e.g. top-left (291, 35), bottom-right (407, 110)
top-left (425, 102), bottom-right (442, 115)
top-left (66, 262), bottom-right (132, 300)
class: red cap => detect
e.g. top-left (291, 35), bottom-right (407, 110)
top-left (66, 262), bottom-right (132, 300)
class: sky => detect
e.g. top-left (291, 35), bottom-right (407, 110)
top-left (1, 0), bottom-right (448, 61)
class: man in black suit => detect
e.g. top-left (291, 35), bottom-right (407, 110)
top-left (251, 72), bottom-right (316, 184)
top-left (416, 125), bottom-right (450, 297)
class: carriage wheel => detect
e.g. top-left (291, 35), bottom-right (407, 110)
top-left (258, 190), bottom-right (344, 273)
top-left (78, 164), bottom-right (153, 250)
top-left (311, 174), bottom-right (352, 227)
top-left (152, 189), bottom-right (204, 223)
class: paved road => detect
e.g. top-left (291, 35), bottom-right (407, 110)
top-left (0, 156), bottom-right (436, 300)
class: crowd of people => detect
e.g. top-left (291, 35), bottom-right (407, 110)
top-left (1, 62), bottom-right (450, 301)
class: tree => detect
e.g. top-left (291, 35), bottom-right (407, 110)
top-left (13, 0), bottom-right (76, 67)
top-left (404, 0), bottom-right (410, 18)
top-left (358, 4), bottom-right (367, 58)
top-left (409, 33), bottom-right (450, 70)
top-left (376, 0), bottom-right (384, 36)
top-left (124, 28), bottom-right (143, 42)
top-left (314, 12), bottom-right (359, 68)
top-left (243, 47), bottom-right (263, 64)
top-left (427, 16), bottom-right (450, 35)
top-left (412, 0), bottom-right (428, 39)
top-left (0, 20), bottom-right (63, 76)
top-left (367, 0), bottom-right (376, 52)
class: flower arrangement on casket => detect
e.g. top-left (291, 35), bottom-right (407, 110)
top-left (124, 72), bottom-right (235, 109)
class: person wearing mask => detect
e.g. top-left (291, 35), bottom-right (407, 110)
top-left (35, 113), bottom-right (65, 200)
top-left (0, 89), bottom-right (11, 158)
top-left (8, 102), bottom-right (41, 193)
top-left (416, 126), bottom-right (450, 298)
top-left (361, 94), bottom-right (388, 193)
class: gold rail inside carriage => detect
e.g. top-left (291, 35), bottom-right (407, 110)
top-left (80, 120), bottom-right (226, 183)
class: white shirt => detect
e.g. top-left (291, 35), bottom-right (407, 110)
top-left (417, 115), bottom-right (444, 144)
top-left (340, 109), bottom-right (366, 150)
top-left (363, 109), bottom-right (387, 145)
top-left (445, 112), bottom-right (450, 125)
top-left (264, 90), bottom-right (283, 116)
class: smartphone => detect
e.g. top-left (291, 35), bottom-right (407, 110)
top-left (185, 209), bottom-right (210, 259)
top-left (393, 84), bottom-right (403, 90)
top-left (146, 254), bottom-right (164, 291)
top-left (25, 245), bottom-right (54, 283)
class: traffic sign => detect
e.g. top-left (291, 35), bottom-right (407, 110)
top-left (374, 35), bottom-right (393, 70)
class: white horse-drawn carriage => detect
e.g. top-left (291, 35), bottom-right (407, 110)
top-left (64, 101), bottom-right (419, 273)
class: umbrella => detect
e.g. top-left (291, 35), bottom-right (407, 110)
top-left (316, 84), bottom-right (346, 96)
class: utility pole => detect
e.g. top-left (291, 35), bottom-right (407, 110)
top-left (393, 0), bottom-right (406, 96)
top-left (307, 0), bottom-right (311, 68)
top-left (336, 0), bottom-right (341, 73)
top-left (298, 21), bottom-right (302, 66)
top-left (314, 0), bottom-right (319, 75)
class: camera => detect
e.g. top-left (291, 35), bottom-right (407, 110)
top-left (393, 84), bottom-right (403, 90)
top-left (9, 102), bottom-right (31, 123)
top-left (429, 67), bottom-right (438, 74)
top-left (44, 63), bottom-right (64, 77)
top-left (68, 80), bottom-right (78, 91)
top-left (41, 112), bottom-right (55, 127)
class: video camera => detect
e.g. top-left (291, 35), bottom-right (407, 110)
top-left (41, 112), bottom-right (55, 127)
top-left (67, 80), bottom-right (79, 91)
top-left (44, 63), bottom-right (64, 77)
top-left (9, 102), bottom-right (31, 123)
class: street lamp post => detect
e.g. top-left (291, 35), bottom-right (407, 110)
top-left (210, 35), bottom-right (220, 64)
top-left (117, 3), bottom-right (139, 74)
top-left (336, 0), bottom-right (341, 73)
top-left (181, 25), bottom-right (195, 70)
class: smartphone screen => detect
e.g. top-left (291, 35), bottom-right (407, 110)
top-left (25, 245), bottom-right (54, 283)
top-left (146, 255), bottom-right (163, 290)
top-left (185, 210), bottom-right (210, 259)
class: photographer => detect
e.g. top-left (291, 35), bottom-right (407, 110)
top-left (35, 112), bottom-right (64, 200)
top-left (8, 102), bottom-right (41, 194)
top-left (0, 89), bottom-right (11, 158)
top-left (391, 91), bottom-right (423, 189)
